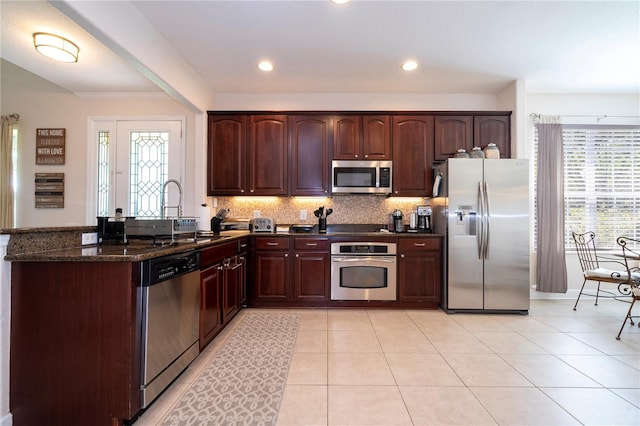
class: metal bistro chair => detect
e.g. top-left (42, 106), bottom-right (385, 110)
top-left (615, 236), bottom-right (640, 340)
top-left (571, 231), bottom-right (630, 310)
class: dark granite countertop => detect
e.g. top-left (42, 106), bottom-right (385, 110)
top-left (4, 225), bottom-right (442, 263)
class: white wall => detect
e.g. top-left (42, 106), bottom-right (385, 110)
top-left (1, 59), bottom-right (202, 228)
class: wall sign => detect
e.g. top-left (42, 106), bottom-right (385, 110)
top-left (36, 128), bottom-right (65, 165)
top-left (35, 173), bottom-right (64, 208)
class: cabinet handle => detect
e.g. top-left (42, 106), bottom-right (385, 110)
top-left (285, 253), bottom-right (288, 257)
top-left (295, 253), bottom-right (299, 258)
top-left (413, 243), bottom-right (426, 247)
top-left (401, 254), bottom-right (405, 258)
top-left (267, 242), bottom-right (279, 246)
top-left (241, 189), bottom-right (245, 193)
top-left (250, 189), bottom-right (255, 193)
top-left (229, 263), bottom-right (242, 270)
top-left (355, 154), bottom-right (359, 158)
top-left (305, 242), bottom-right (318, 247)
top-left (364, 154), bottom-right (368, 158)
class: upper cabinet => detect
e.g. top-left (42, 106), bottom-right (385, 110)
top-left (207, 115), bottom-right (246, 195)
top-left (288, 115), bottom-right (331, 196)
top-left (474, 115), bottom-right (510, 158)
top-left (208, 111), bottom-right (511, 197)
top-left (333, 115), bottom-right (391, 160)
top-left (434, 114), bottom-right (511, 160)
top-left (434, 116), bottom-right (473, 161)
top-left (207, 114), bottom-right (288, 196)
top-left (247, 115), bottom-right (288, 195)
top-left (392, 115), bottom-right (434, 197)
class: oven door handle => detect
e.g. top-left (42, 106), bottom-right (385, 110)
top-left (332, 256), bottom-right (396, 263)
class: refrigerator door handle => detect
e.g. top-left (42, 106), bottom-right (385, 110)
top-left (477, 181), bottom-right (484, 259)
top-left (484, 181), bottom-right (491, 259)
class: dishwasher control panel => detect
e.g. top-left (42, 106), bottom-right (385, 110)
top-left (141, 251), bottom-right (200, 286)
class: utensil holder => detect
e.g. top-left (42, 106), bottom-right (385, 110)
top-left (318, 218), bottom-right (327, 233)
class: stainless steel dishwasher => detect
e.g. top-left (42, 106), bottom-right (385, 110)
top-left (139, 250), bottom-right (201, 408)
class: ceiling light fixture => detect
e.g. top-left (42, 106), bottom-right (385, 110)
top-left (33, 33), bottom-right (79, 63)
top-left (258, 61), bottom-right (274, 72)
top-left (402, 60), bottom-right (418, 71)
top-left (331, 0), bottom-right (350, 4)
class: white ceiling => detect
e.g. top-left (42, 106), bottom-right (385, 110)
top-left (1, 1), bottom-right (639, 105)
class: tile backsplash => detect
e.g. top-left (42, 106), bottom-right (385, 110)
top-left (209, 195), bottom-right (431, 227)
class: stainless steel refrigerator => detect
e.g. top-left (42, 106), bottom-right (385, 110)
top-left (432, 158), bottom-right (530, 313)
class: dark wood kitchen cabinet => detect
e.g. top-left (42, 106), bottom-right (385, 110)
top-left (293, 237), bottom-right (330, 305)
top-left (252, 236), bottom-right (292, 304)
top-left (10, 261), bottom-right (142, 425)
top-left (238, 237), bottom-right (249, 306)
top-left (333, 115), bottom-right (391, 160)
top-left (474, 115), bottom-right (510, 158)
top-left (392, 115), bottom-right (434, 196)
top-left (207, 114), bottom-right (288, 195)
top-left (434, 115), bottom-right (473, 161)
top-left (200, 241), bottom-right (241, 350)
top-left (248, 115), bottom-right (288, 195)
top-left (398, 237), bottom-right (442, 308)
top-left (207, 114), bottom-right (246, 195)
top-left (288, 115), bottom-right (331, 196)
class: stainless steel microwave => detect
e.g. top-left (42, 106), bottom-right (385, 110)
top-left (331, 160), bottom-right (392, 194)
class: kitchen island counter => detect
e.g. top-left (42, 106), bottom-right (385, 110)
top-left (3, 230), bottom-right (249, 262)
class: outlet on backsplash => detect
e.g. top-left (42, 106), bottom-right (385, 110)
top-left (253, 210), bottom-right (261, 218)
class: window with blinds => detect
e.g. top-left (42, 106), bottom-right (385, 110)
top-left (535, 125), bottom-right (640, 250)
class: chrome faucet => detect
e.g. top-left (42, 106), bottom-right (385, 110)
top-left (160, 179), bottom-right (183, 219)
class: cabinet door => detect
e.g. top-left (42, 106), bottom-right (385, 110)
top-left (294, 252), bottom-right (329, 302)
top-left (333, 115), bottom-right (361, 159)
top-left (398, 252), bottom-right (441, 302)
top-left (238, 252), bottom-right (247, 306)
top-left (474, 115), bottom-right (510, 158)
top-left (289, 115), bottom-right (331, 196)
top-left (248, 115), bottom-right (288, 195)
top-left (200, 263), bottom-right (223, 350)
top-left (434, 116), bottom-right (473, 161)
top-left (254, 251), bottom-right (290, 302)
top-left (392, 115), bottom-right (434, 196)
top-left (207, 115), bottom-right (246, 195)
top-left (362, 115), bottom-right (391, 159)
top-left (222, 256), bottom-right (240, 323)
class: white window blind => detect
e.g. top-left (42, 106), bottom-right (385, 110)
top-left (535, 125), bottom-right (640, 250)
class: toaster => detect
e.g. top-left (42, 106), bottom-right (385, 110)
top-left (250, 217), bottom-right (274, 233)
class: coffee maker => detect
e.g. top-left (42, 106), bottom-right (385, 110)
top-left (416, 205), bottom-right (432, 233)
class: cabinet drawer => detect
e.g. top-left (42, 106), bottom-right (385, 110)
top-left (294, 237), bottom-right (329, 251)
top-left (255, 237), bottom-right (290, 250)
top-left (237, 237), bottom-right (249, 253)
top-left (201, 241), bottom-right (237, 268)
top-left (399, 238), bottom-right (441, 252)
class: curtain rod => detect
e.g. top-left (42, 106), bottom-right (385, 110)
top-left (530, 113), bottom-right (639, 122)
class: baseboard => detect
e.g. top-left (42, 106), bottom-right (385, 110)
top-left (0, 412), bottom-right (13, 426)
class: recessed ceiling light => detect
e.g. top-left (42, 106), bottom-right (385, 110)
top-left (258, 61), bottom-right (273, 72)
top-left (332, 0), bottom-right (349, 4)
top-left (402, 61), bottom-right (418, 71)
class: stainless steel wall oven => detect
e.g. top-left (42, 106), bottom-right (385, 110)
top-left (330, 242), bottom-right (397, 301)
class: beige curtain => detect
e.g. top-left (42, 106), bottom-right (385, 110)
top-left (1, 114), bottom-right (19, 228)
top-left (536, 116), bottom-right (568, 293)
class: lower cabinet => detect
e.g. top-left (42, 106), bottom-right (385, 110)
top-left (200, 261), bottom-right (224, 350)
top-left (398, 238), bottom-right (442, 307)
top-left (293, 237), bottom-right (330, 305)
top-left (199, 241), bottom-right (243, 351)
top-left (250, 236), bottom-right (330, 306)
top-left (253, 236), bottom-right (292, 304)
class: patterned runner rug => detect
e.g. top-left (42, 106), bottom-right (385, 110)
top-left (160, 312), bottom-right (300, 425)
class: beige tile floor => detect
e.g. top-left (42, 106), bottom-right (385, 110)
top-left (136, 299), bottom-right (640, 425)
